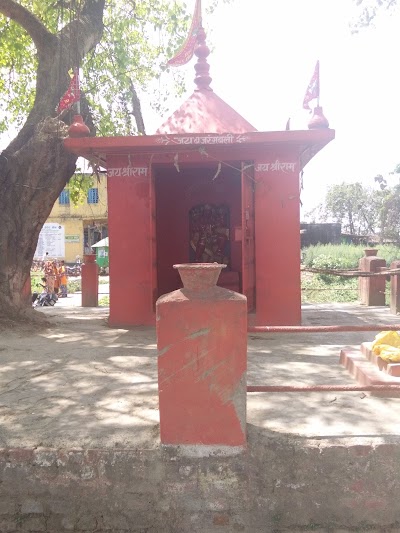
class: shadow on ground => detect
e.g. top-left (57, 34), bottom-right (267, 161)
top-left (0, 303), bottom-right (400, 448)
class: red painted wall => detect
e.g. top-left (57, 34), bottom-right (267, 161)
top-left (154, 165), bottom-right (242, 297)
top-left (107, 151), bottom-right (302, 326)
top-left (107, 155), bottom-right (153, 326)
top-left (254, 154), bottom-right (301, 325)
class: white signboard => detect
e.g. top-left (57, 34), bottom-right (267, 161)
top-left (34, 223), bottom-right (65, 259)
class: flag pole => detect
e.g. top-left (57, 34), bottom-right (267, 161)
top-left (75, 67), bottom-right (80, 114)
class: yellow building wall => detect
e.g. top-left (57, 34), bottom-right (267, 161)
top-left (47, 175), bottom-right (108, 263)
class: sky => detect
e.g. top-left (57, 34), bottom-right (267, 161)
top-left (143, 0), bottom-right (400, 218)
top-left (2, 0), bottom-right (400, 218)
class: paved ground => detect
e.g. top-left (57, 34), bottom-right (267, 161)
top-left (1, 290), bottom-right (400, 448)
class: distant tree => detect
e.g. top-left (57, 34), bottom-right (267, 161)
top-left (378, 184), bottom-right (400, 242)
top-left (321, 182), bottom-right (378, 235)
top-left (376, 166), bottom-right (400, 243)
top-left (351, 0), bottom-right (398, 32)
top-left (307, 177), bottom-right (400, 243)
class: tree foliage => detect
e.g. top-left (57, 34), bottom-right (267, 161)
top-left (0, 0), bottom-right (232, 317)
top-left (310, 179), bottom-right (400, 242)
top-left (351, 0), bottom-right (398, 32)
top-left (1, 0), bottom-right (233, 137)
top-left (0, 0), bottom-right (229, 137)
top-left (323, 182), bottom-right (379, 235)
top-left (68, 172), bottom-right (95, 205)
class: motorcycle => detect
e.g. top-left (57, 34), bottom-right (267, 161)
top-left (66, 264), bottom-right (81, 276)
top-left (32, 291), bottom-right (58, 307)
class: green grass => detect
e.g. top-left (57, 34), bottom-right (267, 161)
top-left (31, 273), bottom-right (44, 293)
top-left (67, 280), bottom-right (81, 294)
top-left (31, 274), bottom-right (81, 294)
top-left (302, 243), bottom-right (400, 269)
top-left (301, 244), bottom-right (399, 304)
top-left (302, 272), bottom-right (359, 304)
top-left (99, 295), bottom-right (109, 307)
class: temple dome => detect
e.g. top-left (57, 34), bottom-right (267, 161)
top-left (156, 90), bottom-right (257, 135)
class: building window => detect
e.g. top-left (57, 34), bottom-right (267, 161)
top-left (59, 189), bottom-right (70, 205)
top-left (87, 188), bottom-right (99, 204)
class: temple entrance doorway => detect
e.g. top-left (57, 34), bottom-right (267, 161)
top-left (154, 162), bottom-right (254, 308)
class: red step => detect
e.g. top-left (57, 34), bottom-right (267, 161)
top-left (340, 348), bottom-right (400, 396)
top-left (361, 342), bottom-right (400, 377)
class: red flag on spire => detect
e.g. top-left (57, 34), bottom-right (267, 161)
top-left (303, 61), bottom-right (319, 111)
top-left (57, 70), bottom-right (80, 113)
top-left (167, 0), bottom-right (202, 67)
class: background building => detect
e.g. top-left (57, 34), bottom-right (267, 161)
top-left (46, 173), bottom-right (108, 263)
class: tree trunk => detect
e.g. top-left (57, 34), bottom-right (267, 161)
top-left (0, 0), bottom-right (106, 319)
top-left (0, 118), bottom-right (77, 318)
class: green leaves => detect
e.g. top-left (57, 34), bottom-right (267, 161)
top-left (82, 0), bottom-right (192, 135)
top-left (314, 179), bottom-right (400, 244)
top-left (67, 172), bottom-right (95, 205)
top-left (1, 0), bottom-right (233, 138)
top-left (0, 14), bottom-right (37, 131)
top-left (323, 182), bottom-right (377, 236)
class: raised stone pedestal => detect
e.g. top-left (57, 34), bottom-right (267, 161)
top-left (81, 254), bottom-right (99, 307)
top-left (359, 249), bottom-right (386, 306)
top-left (156, 263), bottom-right (247, 450)
top-left (390, 260), bottom-right (400, 315)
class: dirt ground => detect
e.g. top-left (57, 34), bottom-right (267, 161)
top-left (1, 300), bottom-right (400, 449)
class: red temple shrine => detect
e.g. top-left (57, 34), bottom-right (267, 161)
top-left (64, 27), bottom-right (335, 327)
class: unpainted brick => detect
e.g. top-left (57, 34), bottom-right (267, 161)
top-left (19, 516), bottom-right (46, 531)
top-left (0, 517), bottom-right (18, 532)
top-left (44, 514), bottom-right (64, 532)
top-left (0, 502), bottom-right (16, 515)
top-left (21, 499), bottom-right (44, 514)
top-left (213, 513), bottom-right (230, 526)
top-left (61, 516), bottom-right (75, 530)
top-left (75, 512), bottom-right (97, 530)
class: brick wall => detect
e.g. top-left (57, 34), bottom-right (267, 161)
top-left (1, 432), bottom-right (400, 532)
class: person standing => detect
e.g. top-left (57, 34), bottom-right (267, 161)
top-left (58, 260), bottom-right (68, 298)
top-left (41, 251), bottom-right (49, 270)
top-left (44, 260), bottom-right (55, 293)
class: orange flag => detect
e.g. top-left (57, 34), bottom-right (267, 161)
top-left (57, 70), bottom-right (80, 113)
top-left (303, 61), bottom-right (320, 110)
top-left (167, 0), bottom-right (202, 67)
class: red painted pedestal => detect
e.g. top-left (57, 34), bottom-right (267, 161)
top-left (157, 263), bottom-right (247, 449)
top-left (81, 254), bottom-right (99, 307)
top-left (359, 249), bottom-right (386, 306)
top-left (390, 260), bottom-right (400, 315)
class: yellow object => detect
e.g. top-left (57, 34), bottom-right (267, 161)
top-left (371, 331), bottom-right (400, 362)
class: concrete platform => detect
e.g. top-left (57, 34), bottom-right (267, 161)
top-left (1, 302), bottom-right (400, 448)
top-left (2, 303), bottom-right (400, 531)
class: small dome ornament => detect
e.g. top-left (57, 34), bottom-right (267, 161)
top-left (68, 114), bottom-right (90, 138)
top-left (308, 106), bottom-right (329, 130)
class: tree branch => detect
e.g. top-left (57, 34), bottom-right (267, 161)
top-left (0, 0), bottom-right (55, 55)
top-left (129, 80), bottom-right (146, 135)
top-left (58, 0), bottom-right (106, 66)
